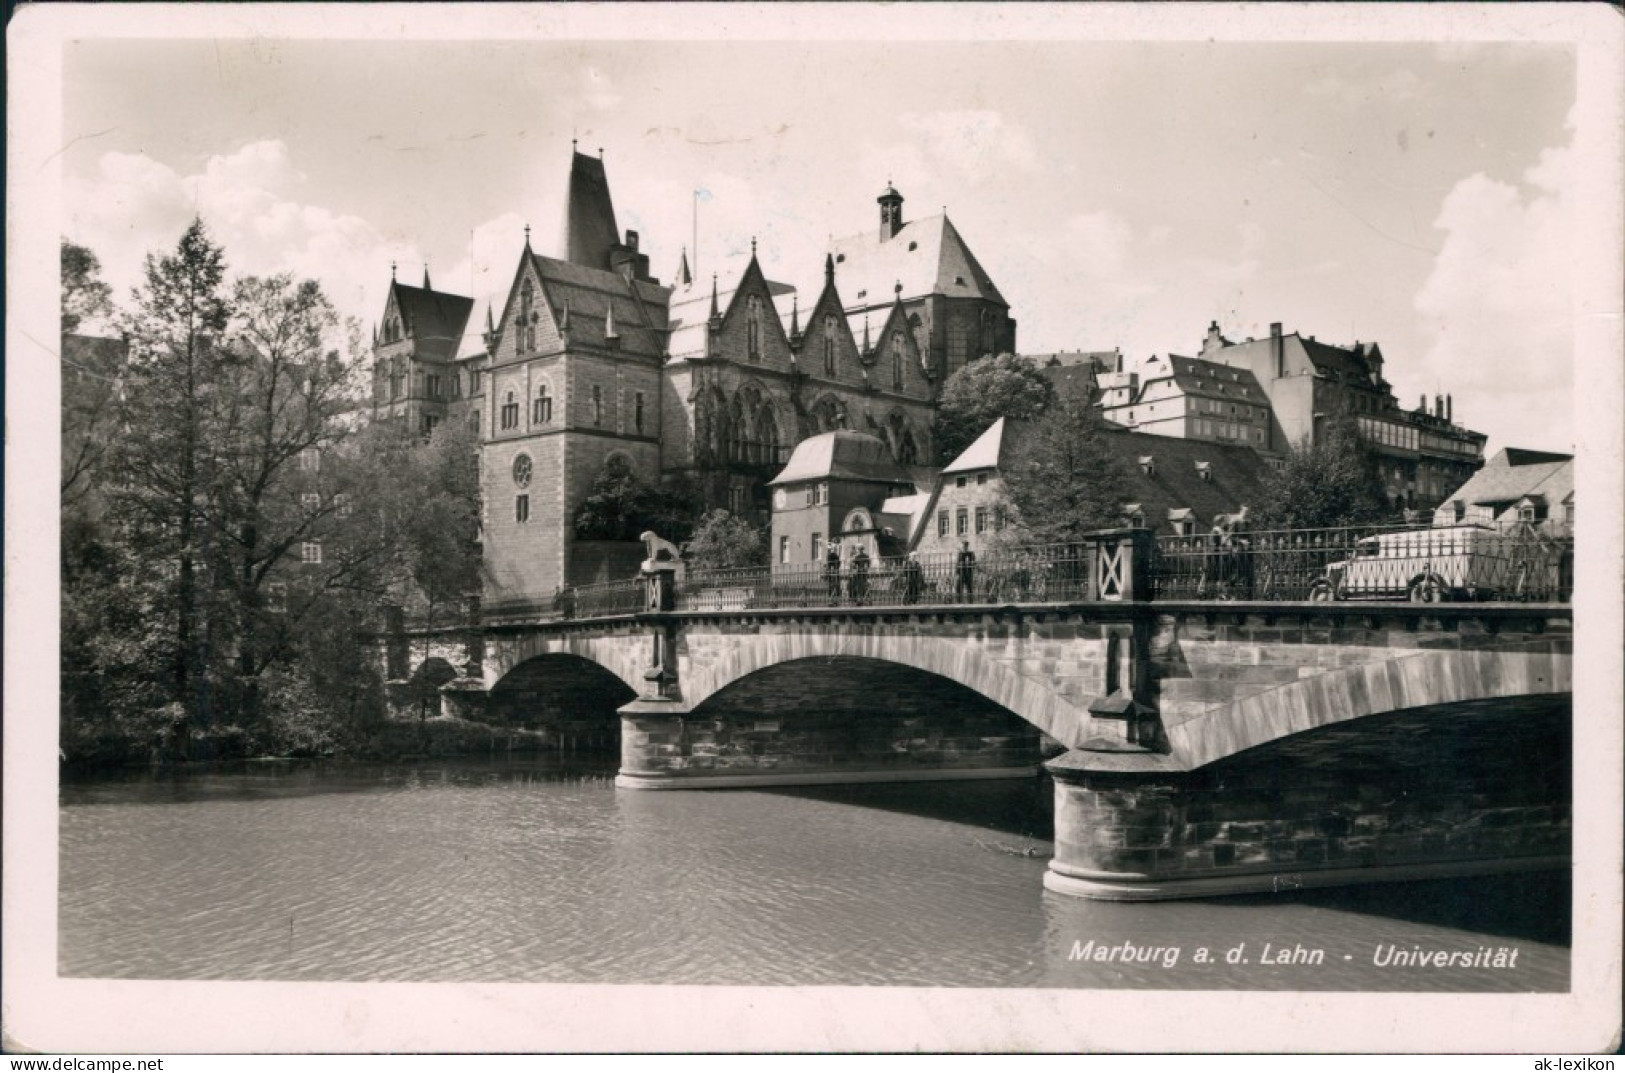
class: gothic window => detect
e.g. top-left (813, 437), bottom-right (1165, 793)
top-left (823, 315), bottom-right (837, 376)
top-left (533, 383), bottom-right (552, 426)
top-left (891, 331), bottom-right (904, 389)
top-left (898, 429), bottom-right (919, 465)
top-left (591, 385), bottom-right (603, 427)
top-left (728, 393), bottom-right (749, 462)
top-left (500, 391), bottom-right (519, 430)
top-left (909, 313), bottom-right (927, 368)
top-left (747, 295), bottom-right (763, 362)
top-left (980, 314), bottom-right (995, 359)
top-left (635, 392), bottom-right (645, 435)
top-left (757, 406), bottom-right (780, 465)
top-left (519, 282), bottom-right (534, 353)
top-left (389, 360), bottom-right (403, 399)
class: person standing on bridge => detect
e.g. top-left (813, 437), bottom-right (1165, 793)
top-left (825, 540), bottom-right (843, 606)
top-left (955, 540), bottom-right (977, 602)
top-left (902, 551), bottom-right (924, 604)
top-left (848, 545), bottom-right (871, 606)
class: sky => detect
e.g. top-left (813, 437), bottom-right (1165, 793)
top-left (61, 33), bottom-right (1579, 455)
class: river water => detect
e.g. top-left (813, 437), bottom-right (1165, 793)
top-left (59, 757), bottom-right (1569, 991)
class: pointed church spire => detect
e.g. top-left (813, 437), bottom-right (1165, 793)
top-left (861, 315), bottom-right (872, 354)
top-left (371, 321), bottom-right (378, 347)
top-left (676, 247), bottom-right (693, 287)
top-left (708, 273), bottom-right (721, 324)
top-left (485, 304), bottom-right (495, 333)
top-left (789, 294), bottom-right (801, 340)
top-left (824, 252), bottom-right (835, 286)
top-left (422, 265), bottom-right (432, 290)
top-left (390, 260), bottom-right (397, 282)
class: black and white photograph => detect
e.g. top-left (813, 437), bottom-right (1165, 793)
top-left (6, 2), bottom-right (1622, 1055)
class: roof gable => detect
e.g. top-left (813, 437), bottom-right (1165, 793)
top-left (827, 213), bottom-right (1007, 310)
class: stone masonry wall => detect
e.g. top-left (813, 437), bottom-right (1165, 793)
top-left (1051, 693), bottom-right (1570, 889)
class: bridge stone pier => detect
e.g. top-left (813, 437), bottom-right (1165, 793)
top-left (380, 533), bottom-right (1573, 900)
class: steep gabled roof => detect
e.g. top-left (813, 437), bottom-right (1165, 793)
top-left (1160, 353), bottom-right (1268, 403)
top-left (827, 213), bottom-right (1006, 310)
top-left (1442, 447), bottom-right (1574, 509)
top-left (942, 417), bottom-right (1007, 475)
top-left (531, 252), bottom-right (669, 358)
top-left (665, 252), bottom-right (795, 362)
top-left (390, 282), bottom-right (474, 361)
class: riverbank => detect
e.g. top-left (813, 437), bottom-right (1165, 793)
top-left (60, 716), bottom-right (598, 778)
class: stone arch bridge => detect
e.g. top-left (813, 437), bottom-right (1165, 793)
top-left (376, 533), bottom-right (1572, 901)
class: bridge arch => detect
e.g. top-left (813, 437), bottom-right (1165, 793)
top-left (1169, 648), bottom-right (1572, 770)
top-left (683, 629), bottom-right (1091, 744)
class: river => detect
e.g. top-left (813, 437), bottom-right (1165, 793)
top-left (59, 757), bottom-right (1569, 990)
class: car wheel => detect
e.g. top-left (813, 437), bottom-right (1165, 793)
top-left (1307, 579), bottom-right (1335, 602)
top-left (1408, 576), bottom-right (1448, 603)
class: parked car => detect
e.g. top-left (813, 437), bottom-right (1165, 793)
top-left (1308, 525), bottom-right (1507, 603)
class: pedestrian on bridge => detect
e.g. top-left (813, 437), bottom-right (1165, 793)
top-left (902, 551), bottom-right (924, 604)
top-left (955, 540), bottom-right (977, 602)
top-left (825, 540), bottom-right (843, 606)
top-left (849, 545), bottom-right (871, 606)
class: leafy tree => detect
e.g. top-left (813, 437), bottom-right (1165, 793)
top-left (574, 456), bottom-right (697, 543)
top-left (932, 352), bottom-right (1055, 462)
top-left (999, 397), bottom-right (1133, 543)
top-left (62, 238), bottom-right (114, 335)
top-left (682, 509), bottom-right (767, 571)
top-left (1251, 417), bottom-right (1392, 531)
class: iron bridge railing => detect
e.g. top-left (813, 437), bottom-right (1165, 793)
top-left (531, 520), bottom-right (1572, 621)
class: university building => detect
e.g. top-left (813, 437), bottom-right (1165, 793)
top-left (368, 149), bottom-right (1016, 611)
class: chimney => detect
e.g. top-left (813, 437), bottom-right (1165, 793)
top-left (1419, 393), bottom-right (1427, 413)
top-left (1270, 322), bottom-right (1284, 378)
top-left (1434, 393), bottom-right (1444, 418)
top-left (1446, 394), bottom-right (1453, 423)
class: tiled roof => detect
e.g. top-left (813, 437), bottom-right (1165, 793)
top-left (827, 214), bottom-right (1006, 310)
top-left (942, 417), bottom-right (1007, 474)
top-left (1441, 448), bottom-right (1573, 509)
top-left (665, 253), bottom-right (793, 361)
top-left (1158, 353), bottom-right (1267, 402)
top-left (392, 283), bottom-right (474, 362)
top-left (989, 419), bottom-right (1270, 535)
top-left (769, 430), bottom-right (912, 486)
top-left (532, 253), bottom-right (669, 358)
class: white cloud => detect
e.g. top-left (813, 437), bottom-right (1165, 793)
top-left (1413, 140), bottom-right (1574, 452)
top-left (66, 140), bottom-right (421, 343)
top-left (896, 110), bottom-right (1039, 185)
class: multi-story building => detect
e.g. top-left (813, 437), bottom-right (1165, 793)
top-left (369, 150), bottom-right (1014, 610)
top-left (1192, 321), bottom-right (1485, 512)
top-left (1097, 352), bottom-right (1274, 452)
top-left (1433, 447), bottom-right (1573, 532)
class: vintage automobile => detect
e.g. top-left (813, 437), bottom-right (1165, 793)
top-left (1307, 525), bottom-right (1510, 603)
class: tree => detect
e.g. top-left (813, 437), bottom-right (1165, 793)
top-left (931, 352), bottom-right (1055, 462)
top-left (682, 509), bottom-right (767, 571)
top-left (574, 456), bottom-right (697, 543)
top-left (1251, 417), bottom-right (1391, 531)
top-left (108, 218), bottom-right (232, 741)
top-left (62, 238), bottom-right (114, 335)
top-left (999, 397), bottom-right (1133, 543)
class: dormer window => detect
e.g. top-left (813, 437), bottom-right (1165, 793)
top-left (1123, 503), bottom-right (1144, 529)
top-left (1195, 461), bottom-right (1212, 481)
top-left (1138, 455), bottom-right (1156, 477)
top-left (954, 276), bottom-right (966, 286)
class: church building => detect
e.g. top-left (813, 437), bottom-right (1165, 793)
top-left (369, 148), bottom-right (1016, 612)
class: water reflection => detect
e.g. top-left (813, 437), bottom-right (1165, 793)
top-left (59, 758), bottom-right (1567, 990)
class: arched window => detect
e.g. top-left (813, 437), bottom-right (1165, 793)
top-left (980, 312), bottom-right (995, 359)
top-left (728, 393), bottom-right (749, 462)
top-left (891, 330), bottom-right (905, 389)
top-left (909, 313), bottom-right (927, 368)
top-left (519, 282), bottom-right (534, 353)
top-left (532, 382), bottom-right (552, 425)
top-left (823, 315), bottom-right (837, 376)
top-left (747, 295), bottom-right (763, 362)
top-left (756, 406), bottom-right (780, 465)
top-left (898, 430), bottom-right (919, 465)
top-left (500, 391), bottom-right (519, 430)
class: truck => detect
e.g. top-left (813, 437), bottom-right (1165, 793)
top-left (1308, 524), bottom-right (1509, 603)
